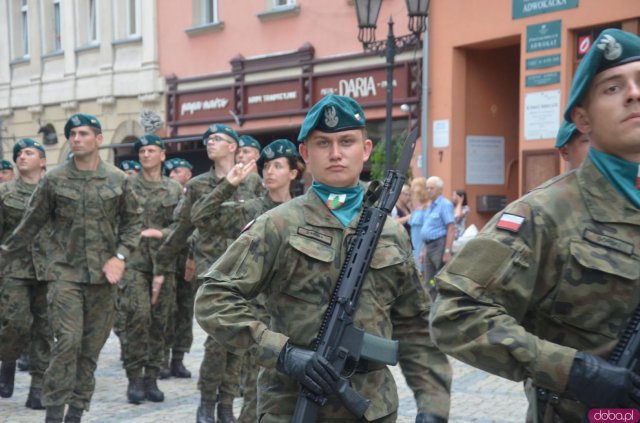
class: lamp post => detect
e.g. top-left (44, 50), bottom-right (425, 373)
top-left (355, 0), bottom-right (429, 172)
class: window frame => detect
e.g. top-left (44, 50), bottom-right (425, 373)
top-left (20, 0), bottom-right (29, 57)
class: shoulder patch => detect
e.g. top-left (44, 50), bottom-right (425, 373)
top-left (496, 213), bottom-right (525, 233)
top-left (241, 219), bottom-right (256, 233)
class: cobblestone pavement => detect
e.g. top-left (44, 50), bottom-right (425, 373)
top-left (1, 322), bottom-right (527, 423)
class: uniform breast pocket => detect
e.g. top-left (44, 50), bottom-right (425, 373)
top-left (97, 186), bottom-right (122, 219)
top-left (367, 243), bottom-right (405, 306)
top-left (551, 240), bottom-right (640, 339)
top-left (3, 195), bottom-right (26, 224)
top-left (282, 234), bottom-right (336, 305)
top-left (161, 197), bottom-right (179, 223)
top-left (55, 187), bottom-right (80, 219)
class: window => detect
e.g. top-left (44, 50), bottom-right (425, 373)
top-left (202, 0), bottom-right (218, 24)
top-left (126, 0), bottom-right (140, 36)
top-left (20, 0), bottom-right (29, 56)
top-left (53, 0), bottom-right (62, 51)
top-left (89, 0), bottom-right (98, 43)
top-left (273, 0), bottom-right (294, 6)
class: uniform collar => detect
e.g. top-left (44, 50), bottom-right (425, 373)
top-left (67, 158), bottom-right (109, 179)
top-left (578, 156), bottom-right (640, 225)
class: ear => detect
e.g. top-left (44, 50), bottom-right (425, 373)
top-left (96, 133), bottom-right (104, 147)
top-left (299, 143), bottom-right (310, 164)
top-left (160, 150), bottom-right (166, 162)
top-left (559, 146), bottom-right (570, 162)
top-left (362, 138), bottom-right (373, 162)
top-left (571, 106), bottom-right (591, 135)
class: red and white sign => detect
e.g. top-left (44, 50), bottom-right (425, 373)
top-left (496, 213), bottom-right (525, 233)
top-left (578, 35), bottom-right (592, 56)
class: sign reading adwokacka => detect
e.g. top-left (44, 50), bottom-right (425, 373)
top-left (527, 20), bottom-right (562, 52)
top-left (526, 54), bottom-right (561, 70)
top-left (526, 71), bottom-right (561, 87)
top-left (513, 0), bottom-right (578, 19)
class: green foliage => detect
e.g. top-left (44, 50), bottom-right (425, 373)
top-left (369, 131), bottom-right (412, 181)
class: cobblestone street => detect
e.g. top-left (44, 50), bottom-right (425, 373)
top-left (1, 322), bottom-right (527, 422)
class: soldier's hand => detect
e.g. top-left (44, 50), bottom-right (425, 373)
top-left (103, 257), bottom-right (125, 284)
top-left (184, 258), bottom-right (196, 282)
top-left (151, 275), bottom-right (164, 305)
top-left (567, 351), bottom-right (640, 407)
top-left (226, 161), bottom-right (256, 186)
top-left (416, 412), bottom-right (447, 423)
top-left (141, 228), bottom-right (163, 239)
top-left (276, 343), bottom-right (339, 397)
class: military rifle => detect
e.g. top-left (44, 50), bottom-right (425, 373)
top-left (291, 128), bottom-right (419, 422)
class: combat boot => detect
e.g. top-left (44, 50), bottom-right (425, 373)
top-left (143, 377), bottom-right (164, 402)
top-left (159, 356), bottom-right (171, 379)
top-left (64, 406), bottom-right (83, 423)
top-left (17, 353), bottom-right (30, 371)
top-left (45, 405), bottom-right (65, 423)
top-left (170, 359), bottom-right (192, 378)
top-left (25, 386), bottom-right (44, 409)
top-left (0, 361), bottom-right (16, 398)
top-left (217, 402), bottom-right (237, 423)
top-left (127, 378), bottom-right (145, 404)
top-left (196, 399), bottom-right (216, 423)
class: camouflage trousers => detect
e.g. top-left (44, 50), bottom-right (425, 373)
top-left (116, 269), bottom-right (176, 379)
top-left (198, 335), bottom-right (242, 404)
top-left (0, 277), bottom-right (53, 389)
top-left (43, 281), bottom-right (115, 410)
top-left (164, 272), bottom-right (195, 359)
top-left (258, 411), bottom-right (398, 423)
top-left (238, 348), bottom-right (260, 423)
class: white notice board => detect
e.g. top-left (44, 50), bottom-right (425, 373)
top-left (466, 136), bottom-right (505, 185)
top-left (524, 89), bottom-right (561, 140)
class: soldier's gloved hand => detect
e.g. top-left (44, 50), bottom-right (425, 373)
top-left (416, 412), bottom-right (447, 423)
top-left (276, 343), bottom-right (339, 397)
top-left (567, 351), bottom-right (640, 407)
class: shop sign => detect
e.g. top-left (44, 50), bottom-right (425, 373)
top-left (525, 71), bottom-right (560, 87)
top-left (513, 0), bottom-right (578, 19)
top-left (176, 88), bottom-right (234, 122)
top-left (245, 80), bottom-right (301, 115)
top-left (526, 20), bottom-right (562, 52)
top-left (526, 54), bottom-right (561, 69)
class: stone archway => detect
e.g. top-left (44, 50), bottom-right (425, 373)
top-left (105, 120), bottom-right (145, 163)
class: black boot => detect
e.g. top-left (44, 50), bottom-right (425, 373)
top-left (0, 361), bottom-right (16, 398)
top-left (217, 402), bottom-right (237, 423)
top-left (196, 400), bottom-right (216, 423)
top-left (45, 405), bottom-right (65, 423)
top-left (170, 359), bottom-right (192, 378)
top-left (64, 406), bottom-right (83, 423)
top-left (127, 378), bottom-right (145, 404)
top-left (143, 377), bottom-right (164, 402)
top-left (25, 386), bottom-right (45, 409)
top-left (17, 353), bottom-right (30, 372)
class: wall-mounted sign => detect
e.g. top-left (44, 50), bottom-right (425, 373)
top-left (465, 136), bottom-right (505, 185)
top-left (513, 0), bottom-right (578, 19)
top-left (244, 80), bottom-right (302, 115)
top-left (526, 71), bottom-right (560, 87)
top-left (526, 54), bottom-right (561, 69)
top-left (524, 89), bottom-right (561, 140)
top-left (175, 88), bottom-right (234, 122)
top-left (433, 119), bottom-right (450, 148)
top-left (526, 20), bottom-right (562, 52)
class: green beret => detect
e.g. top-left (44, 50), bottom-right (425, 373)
top-left (64, 113), bottom-right (102, 139)
top-left (0, 160), bottom-right (13, 170)
top-left (165, 158), bottom-right (193, 171)
top-left (238, 135), bottom-right (262, 151)
top-left (257, 139), bottom-right (299, 175)
top-left (565, 28), bottom-right (640, 121)
top-left (13, 138), bottom-right (46, 162)
top-left (297, 94), bottom-right (366, 142)
top-left (134, 134), bottom-right (165, 153)
top-left (202, 124), bottom-right (239, 146)
top-left (555, 120), bottom-right (581, 148)
top-left (120, 160), bottom-right (141, 172)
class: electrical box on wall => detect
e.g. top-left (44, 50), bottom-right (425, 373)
top-left (476, 195), bottom-right (507, 213)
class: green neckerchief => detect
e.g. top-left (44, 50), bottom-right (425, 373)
top-left (312, 181), bottom-right (364, 227)
top-left (589, 148), bottom-right (640, 208)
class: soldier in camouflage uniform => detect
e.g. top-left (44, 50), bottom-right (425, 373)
top-left (0, 160), bottom-right (15, 183)
top-left (430, 29), bottom-right (640, 422)
top-left (120, 160), bottom-right (142, 176)
top-left (117, 135), bottom-right (183, 405)
top-left (236, 135), bottom-right (262, 171)
top-left (0, 139), bottom-right (50, 409)
top-left (159, 157), bottom-right (195, 380)
top-left (0, 114), bottom-right (142, 423)
top-left (194, 94), bottom-right (452, 423)
top-left (191, 139), bottom-right (303, 423)
top-left (153, 123), bottom-right (264, 423)
top-left (555, 120), bottom-right (590, 171)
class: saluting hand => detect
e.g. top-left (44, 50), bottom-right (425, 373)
top-left (226, 160), bottom-right (257, 186)
top-left (103, 257), bottom-right (125, 284)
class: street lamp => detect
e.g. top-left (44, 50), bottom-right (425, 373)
top-left (355, 0), bottom-right (429, 172)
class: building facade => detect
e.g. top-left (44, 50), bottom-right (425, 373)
top-left (0, 0), bottom-right (165, 164)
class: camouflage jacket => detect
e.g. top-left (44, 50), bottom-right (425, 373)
top-left (0, 178), bottom-right (41, 279)
top-left (127, 174), bottom-right (182, 274)
top-left (1, 160), bottom-right (142, 284)
top-left (195, 189), bottom-right (452, 419)
top-left (154, 166), bottom-right (263, 275)
top-left (430, 156), bottom-right (640, 421)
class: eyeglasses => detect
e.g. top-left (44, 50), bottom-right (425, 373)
top-left (207, 135), bottom-right (234, 144)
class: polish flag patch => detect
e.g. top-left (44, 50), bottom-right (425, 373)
top-left (636, 166), bottom-right (640, 189)
top-left (496, 213), bottom-right (525, 233)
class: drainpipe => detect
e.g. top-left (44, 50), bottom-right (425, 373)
top-left (421, 17), bottom-right (429, 177)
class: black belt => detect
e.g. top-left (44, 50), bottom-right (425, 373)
top-left (425, 236), bottom-right (445, 245)
top-left (354, 360), bottom-right (387, 374)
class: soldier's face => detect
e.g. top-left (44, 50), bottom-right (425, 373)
top-left (263, 157), bottom-right (297, 192)
top-left (16, 147), bottom-right (46, 174)
top-left (0, 169), bottom-right (14, 183)
top-left (169, 167), bottom-right (192, 187)
top-left (573, 61), bottom-right (640, 161)
top-left (69, 126), bottom-right (102, 157)
top-left (299, 129), bottom-right (372, 188)
top-left (206, 134), bottom-right (237, 161)
top-left (559, 133), bottom-right (590, 170)
top-left (138, 145), bottom-right (165, 170)
top-left (236, 147), bottom-right (260, 165)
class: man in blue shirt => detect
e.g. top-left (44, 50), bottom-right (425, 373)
top-left (420, 176), bottom-right (455, 297)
